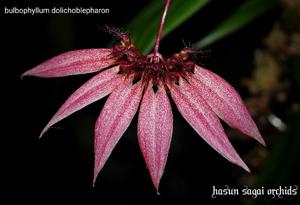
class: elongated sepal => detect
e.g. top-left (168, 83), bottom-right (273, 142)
top-left (22, 49), bottom-right (116, 78)
top-left (192, 66), bottom-right (265, 145)
top-left (169, 78), bottom-right (250, 172)
top-left (138, 83), bottom-right (173, 192)
top-left (40, 66), bottom-right (121, 138)
top-left (93, 78), bottom-right (143, 185)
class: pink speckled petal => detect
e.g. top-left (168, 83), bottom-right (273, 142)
top-left (169, 78), bottom-right (249, 172)
top-left (93, 78), bottom-right (143, 185)
top-left (193, 65), bottom-right (265, 145)
top-left (22, 49), bottom-right (116, 78)
top-left (138, 83), bottom-right (173, 192)
top-left (40, 66), bottom-right (121, 138)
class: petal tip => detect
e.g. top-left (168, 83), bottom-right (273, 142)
top-left (236, 159), bottom-right (251, 173)
top-left (21, 70), bottom-right (31, 79)
top-left (250, 128), bottom-right (266, 146)
top-left (39, 124), bottom-right (51, 139)
top-left (20, 73), bottom-right (25, 80)
top-left (153, 180), bottom-right (161, 194)
top-left (21, 68), bottom-right (40, 78)
top-left (93, 167), bottom-right (99, 187)
top-left (244, 165), bottom-right (251, 173)
top-left (258, 137), bottom-right (266, 147)
top-left (149, 172), bottom-right (161, 194)
top-left (92, 177), bottom-right (97, 187)
top-left (38, 130), bottom-right (46, 139)
top-left (93, 163), bottom-right (102, 187)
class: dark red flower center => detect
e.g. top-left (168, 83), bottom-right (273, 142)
top-left (111, 33), bottom-right (196, 86)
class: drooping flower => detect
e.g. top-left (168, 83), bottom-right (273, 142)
top-left (22, 0), bottom-right (265, 192)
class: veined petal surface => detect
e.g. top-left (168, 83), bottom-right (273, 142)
top-left (40, 66), bottom-right (121, 138)
top-left (138, 83), bottom-right (173, 191)
top-left (169, 79), bottom-right (249, 172)
top-left (93, 78), bottom-right (143, 185)
top-left (22, 49), bottom-right (116, 77)
top-left (193, 66), bottom-right (265, 145)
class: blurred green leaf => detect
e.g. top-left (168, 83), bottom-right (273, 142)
top-left (246, 114), bottom-right (300, 205)
top-left (127, 0), bottom-right (209, 54)
top-left (195, 0), bottom-right (277, 49)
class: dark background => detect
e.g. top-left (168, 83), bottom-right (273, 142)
top-left (3, 0), bottom-right (299, 204)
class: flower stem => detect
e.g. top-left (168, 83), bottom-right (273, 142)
top-left (153, 0), bottom-right (171, 55)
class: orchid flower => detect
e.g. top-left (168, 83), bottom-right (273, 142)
top-left (22, 0), bottom-right (265, 192)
